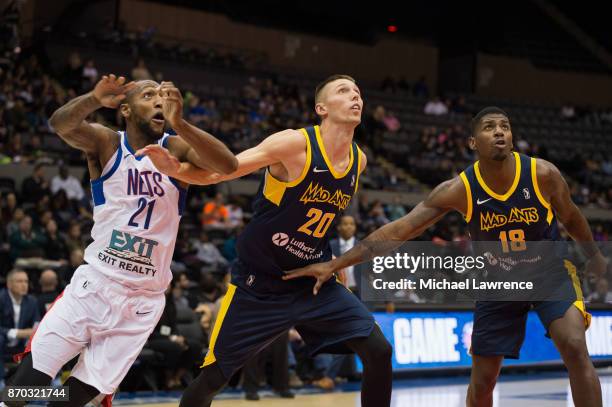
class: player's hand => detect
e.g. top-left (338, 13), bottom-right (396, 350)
top-left (283, 261), bottom-right (336, 295)
top-left (585, 252), bottom-right (608, 282)
top-left (158, 81), bottom-right (183, 128)
top-left (92, 74), bottom-right (136, 108)
top-left (136, 144), bottom-right (181, 177)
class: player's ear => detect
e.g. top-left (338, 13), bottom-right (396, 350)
top-left (120, 103), bottom-right (131, 119)
top-left (468, 135), bottom-right (476, 151)
top-left (315, 101), bottom-right (327, 118)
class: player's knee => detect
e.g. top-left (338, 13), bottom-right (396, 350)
top-left (198, 363), bottom-right (228, 393)
top-left (361, 331), bottom-right (392, 367)
top-left (558, 336), bottom-right (589, 362)
top-left (470, 374), bottom-right (498, 397)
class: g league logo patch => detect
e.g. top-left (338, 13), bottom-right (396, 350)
top-left (523, 188), bottom-right (531, 200)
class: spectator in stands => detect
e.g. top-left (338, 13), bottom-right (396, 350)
top-left (451, 96), bottom-right (469, 114)
top-left (561, 103), bottom-right (576, 121)
top-left (62, 52), bottom-right (84, 92)
top-left (82, 59), bottom-right (99, 87)
top-left (412, 75), bottom-right (429, 98)
top-left (21, 163), bottom-right (50, 204)
top-left (386, 195), bottom-right (406, 221)
top-left (424, 96), bottom-right (449, 116)
top-left (0, 269), bottom-right (41, 387)
top-left (382, 110), bottom-right (401, 132)
top-left (5, 207), bottom-right (24, 238)
top-left (330, 215), bottom-right (360, 294)
top-left (242, 332), bottom-right (294, 400)
top-left (51, 165), bottom-right (85, 203)
top-left (38, 269), bottom-right (61, 316)
top-left (147, 284), bottom-right (202, 390)
top-left (131, 57), bottom-right (153, 81)
top-left (201, 192), bottom-right (229, 228)
top-left (9, 215), bottom-right (46, 261)
top-left (43, 219), bottom-right (68, 261)
top-left (64, 221), bottom-right (85, 252)
top-left (587, 278), bottom-right (612, 303)
top-left (226, 200), bottom-right (244, 229)
top-left (1, 192), bottom-right (18, 225)
top-left (192, 231), bottom-right (228, 272)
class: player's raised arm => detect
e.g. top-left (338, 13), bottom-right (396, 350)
top-left (156, 81), bottom-right (238, 175)
top-left (49, 74), bottom-right (135, 153)
top-left (536, 158), bottom-right (607, 276)
top-left (139, 128), bottom-right (307, 185)
top-left (284, 176), bottom-right (468, 294)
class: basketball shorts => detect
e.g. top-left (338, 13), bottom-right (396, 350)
top-left (471, 261), bottom-right (591, 359)
top-left (202, 276), bottom-right (375, 379)
top-left (30, 265), bottom-right (165, 394)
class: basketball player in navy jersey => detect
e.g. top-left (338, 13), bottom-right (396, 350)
top-left (1, 75), bottom-right (236, 407)
top-left (140, 75), bottom-right (392, 407)
top-left (288, 107), bottom-right (605, 407)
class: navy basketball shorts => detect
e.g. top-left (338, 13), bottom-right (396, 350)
top-left (471, 262), bottom-right (591, 359)
top-left (201, 278), bottom-right (375, 379)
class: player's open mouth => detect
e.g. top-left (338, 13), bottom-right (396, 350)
top-left (151, 112), bottom-right (165, 125)
top-left (350, 104), bottom-right (361, 111)
top-left (494, 140), bottom-right (505, 146)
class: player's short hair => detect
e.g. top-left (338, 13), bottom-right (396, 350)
top-left (315, 74), bottom-right (356, 104)
top-left (471, 106), bottom-right (509, 136)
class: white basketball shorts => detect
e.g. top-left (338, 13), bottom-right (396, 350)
top-left (30, 264), bottom-right (166, 394)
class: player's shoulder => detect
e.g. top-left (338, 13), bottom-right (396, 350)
top-left (263, 128), bottom-right (307, 150)
top-left (426, 175), bottom-right (467, 210)
top-left (533, 157), bottom-right (561, 181)
top-left (91, 123), bottom-right (120, 153)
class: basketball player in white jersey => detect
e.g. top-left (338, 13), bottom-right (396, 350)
top-left (1, 74), bottom-right (237, 407)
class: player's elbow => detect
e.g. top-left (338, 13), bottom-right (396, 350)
top-left (216, 155), bottom-right (239, 175)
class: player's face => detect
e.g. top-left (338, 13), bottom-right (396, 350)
top-left (124, 80), bottom-right (165, 140)
top-left (471, 114), bottom-right (513, 161)
top-left (317, 79), bottom-right (363, 125)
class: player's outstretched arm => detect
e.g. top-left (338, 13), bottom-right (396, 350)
top-left (49, 74), bottom-right (135, 153)
top-left (537, 159), bottom-right (607, 276)
top-left (155, 82), bottom-right (238, 175)
top-left (284, 177), bottom-right (467, 294)
top-left (138, 128), bottom-right (305, 185)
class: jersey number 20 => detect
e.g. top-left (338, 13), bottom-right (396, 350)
top-left (298, 208), bottom-right (335, 238)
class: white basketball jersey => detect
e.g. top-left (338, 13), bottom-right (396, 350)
top-left (83, 131), bottom-right (186, 293)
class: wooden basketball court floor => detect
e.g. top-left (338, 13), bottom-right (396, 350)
top-left (112, 369), bottom-right (612, 406)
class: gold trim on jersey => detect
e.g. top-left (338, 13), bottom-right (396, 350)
top-left (354, 145), bottom-right (363, 194)
top-left (459, 171), bottom-right (473, 223)
top-left (531, 157), bottom-right (554, 224)
top-left (202, 283), bottom-right (237, 367)
top-left (565, 260), bottom-right (592, 329)
top-left (474, 151), bottom-right (521, 201)
top-left (314, 125), bottom-right (354, 179)
top-left (263, 129), bottom-right (312, 206)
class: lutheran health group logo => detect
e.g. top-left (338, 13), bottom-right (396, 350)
top-left (271, 232), bottom-right (324, 261)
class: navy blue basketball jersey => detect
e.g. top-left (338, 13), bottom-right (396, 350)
top-left (236, 125), bottom-right (362, 277)
top-left (460, 152), bottom-right (564, 272)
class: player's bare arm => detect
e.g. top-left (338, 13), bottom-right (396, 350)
top-left (284, 176), bottom-right (467, 294)
top-left (536, 158), bottom-right (607, 276)
top-left (49, 74), bottom-right (135, 177)
top-left (140, 128), bottom-right (309, 185)
top-left (156, 81), bottom-right (237, 175)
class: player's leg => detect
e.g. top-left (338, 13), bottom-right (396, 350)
top-left (467, 301), bottom-right (529, 407)
top-left (1, 353), bottom-right (53, 407)
top-left (295, 281), bottom-right (391, 407)
top-left (179, 362), bottom-right (228, 407)
top-left (465, 355), bottom-right (503, 407)
top-left (344, 324), bottom-right (392, 407)
top-left (180, 283), bottom-right (292, 407)
top-left (546, 303), bottom-right (601, 407)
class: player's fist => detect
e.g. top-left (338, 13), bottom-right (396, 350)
top-left (158, 81), bottom-right (183, 128)
top-left (92, 74), bottom-right (136, 108)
